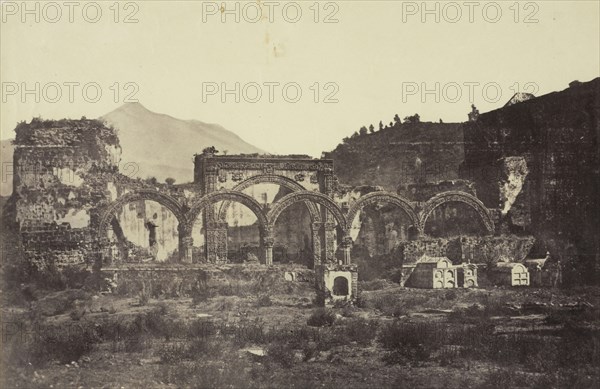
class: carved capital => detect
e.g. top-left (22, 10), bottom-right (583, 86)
top-left (323, 221), bottom-right (337, 230)
top-left (263, 236), bottom-right (275, 248)
top-left (340, 236), bottom-right (353, 248)
top-left (181, 236), bottom-right (194, 246)
top-left (261, 225), bottom-right (274, 236)
top-left (206, 221), bottom-right (228, 230)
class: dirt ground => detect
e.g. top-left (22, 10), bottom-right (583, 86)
top-left (1, 278), bottom-right (599, 389)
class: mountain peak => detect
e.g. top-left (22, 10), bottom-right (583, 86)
top-left (110, 101), bottom-right (150, 115)
top-left (99, 104), bottom-right (265, 184)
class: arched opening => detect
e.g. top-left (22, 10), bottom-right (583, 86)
top-left (272, 201), bottom-right (314, 266)
top-left (103, 199), bottom-right (181, 264)
top-left (351, 204), bottom-right (417, 254)
top-left (186, 191), bottom-right (268, 263)
top-left (190, 210), bottom-right (205, 260)
top-left (423, 202), bottom-right (489, 238)
top-left (218, 200), bottom-right (262, 263)
top-left (332, 276), bottom-right (349, 296)
top-left (419, 192), bottom-right (494, 237)
top-left (267, 191), bottom-right (348, 266)
top-left (346, 192), bottom-right (418, 280)
top-left (218, 178), bottom-right (319, 267)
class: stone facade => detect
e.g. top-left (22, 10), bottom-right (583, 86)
top-left (489, 262), bottom-right (530, 286)
top-left (407, 256), bottom-right (458, 289)
top-left (193, 151), bottom-right (337, 265)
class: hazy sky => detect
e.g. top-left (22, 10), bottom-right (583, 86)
top-left (1, 0), bottom-right (599, 156)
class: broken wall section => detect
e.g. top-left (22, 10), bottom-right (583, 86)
top-left (11, 118), bottom-right (121, 270)
top-left (394, 235), bottom-right (535, 267)
top-left (461, 79), bottom-right (600, 283)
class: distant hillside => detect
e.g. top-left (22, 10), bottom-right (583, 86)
top-left (0, 104), bottom-right (266, 196)
top-left (100, 103), bottom-right (265, 184)
top-left (324, 122), bottom-right (465, 191)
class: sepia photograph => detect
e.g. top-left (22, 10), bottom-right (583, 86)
top-left (0, 1), bottom-right (599, 388)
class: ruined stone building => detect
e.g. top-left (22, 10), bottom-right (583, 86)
top-left (461, 78), bottom-right (600, 284)
top-left (4, 79), bottom-right (598, 287)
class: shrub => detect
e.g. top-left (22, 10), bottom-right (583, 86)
top-left (444, 289), bottom-right (458, 301)
top-left (448, 304), bottom-right (487, 323)
top-left (9, 322), bottom-right (102, 367)
top-left (230, 318), bottom-right (268, 346)
top-left (191, 280), bottom-right (213, 305)
top-left (156, 356), bottom-right (252, 388)
top-left (62, 266), bottom-right (92, 289)
top-left (340, 305), bottom-right (357, 318)
top-left (307, 308), bottom-right (336, 327)
top-left (345, 318), bottom-right (379, 346)
top-left (266, 341), bottom-right (296, 368)
top-left (143, 307), bottom-right (187, 341)
top-left (186, 338), bottom-right (222, 358)
top-left (69, 307), bottom-right (87, 321)
top-left (256, 293), bottom-right (273, 307)
top-left (33, 289), bottom-right (91, 316)
top-left (301, 341), bottom-right (320, 361)
top-left (378, 321), bottom-right (439, 366)
top-left (157, 342), bottom-right (189, 364)
top-left (313, 327), bottom-right (350, 351)
top-left (187, 319), bottom-right (217, 340)
top-left (156, 339), bottom-right (223, 364)
top-left (138, 283), bottom-right (151, 306)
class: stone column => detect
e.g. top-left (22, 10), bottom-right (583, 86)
top-left (98, 236), bottom-right (112, 267)
top-left (320, 171), bottom-right (337, 263)
top-left (179, 236), bottom-right (194, 263)
top-left (340, 236), bottom-right (353, 265)
top-left (415, 223), bottom-right (426, 239)
top-left (205, 221), bottom-right (228, 263)
top-left (202, 161), bottom-right (222, 262)
top-left (311, 222), bottom-right (322, 268)
top-left (178, 224), bottom-right (194, 263)
top-left (322, 220), bottom-right (337, 263)
top-left (263, 235), bottom-right (274, 266)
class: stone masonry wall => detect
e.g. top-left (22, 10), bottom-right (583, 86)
top-left (11, 118), bottom-right (121, 271)
top-left (395, 235), bottom-right (535, 266)
top-left (461, 78), bottom-right (600, 283)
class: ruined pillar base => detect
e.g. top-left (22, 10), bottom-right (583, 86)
top-left (314, 263), bottom-right (358, 307)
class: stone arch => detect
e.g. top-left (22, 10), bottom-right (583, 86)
top-left (98, 189), bottom-right (186, 235)
top-left (267, 191), bottom-right (347, 231)
top-left (418, 191), bottom-right (494, 235)
top-left (186, 190), bottom-right (269, 232)
top-left (333, 276), bottom-right (349, 296)
top-left (346, 191), bottom-right (419, 230)
top-left (217, 174), bottom-right (321, 223)
top-left (96, 189), bottom-right (188, 264)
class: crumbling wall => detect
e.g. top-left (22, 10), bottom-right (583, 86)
top-left (394, 235), bottom-right (535, 267)
top-left (461, 78), bottom-right (600, 283)
top-left (11, 118), bottom-right (121, 271)
top-left (349, 180), bottom-right (486, 259)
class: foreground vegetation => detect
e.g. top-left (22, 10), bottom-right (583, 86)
top-left (1, 272), bottom-right (599, 388)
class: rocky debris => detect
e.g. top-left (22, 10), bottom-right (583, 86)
top-left (241, 347), bottom-right (265, 357)
top-left (560, 301), bottom-right (594, 310)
